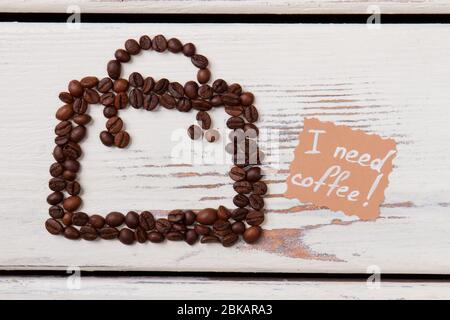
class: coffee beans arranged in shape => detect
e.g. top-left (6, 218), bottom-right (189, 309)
top-left (47, 35), bottom-right (267, 247)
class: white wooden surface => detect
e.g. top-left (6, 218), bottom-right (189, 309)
top-left (1, 276), bottom-right (449, 299)
top-left (0, 23), bottom-right (450, 274)
top-left (1, 0), bottom-right (450, 14)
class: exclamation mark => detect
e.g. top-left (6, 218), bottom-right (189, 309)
top-left (363, 173), bottom-right (383, 207)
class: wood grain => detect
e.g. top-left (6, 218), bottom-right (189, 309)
top-left (0, 23), bottom-right (449, 273)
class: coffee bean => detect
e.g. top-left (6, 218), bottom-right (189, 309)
top-left (159, 93), bottom-right (176, 109)
top-left (212, 79), bottom-right (228, 93)
top-left (66, 181), bottom-right (81, 196)
top-left (98, 77), bottom-right (114, 93)
top-left (63, 142), bottom-right (82, 160)
top-left (63, 195), bottom-right (81, 212)
top-left (135, 227), bottom-right (147, 243)
top-left (222, 233), bottom-right (239, 247)
top-left (53, 146), bottom-right (65, 162)
top-left (59, 92), bottom-right (74, 104)
top-left (144, 94), bottom-right (159, 111)
top-left (213, 220), bottom-right (231, 232)
top-left (107, 60), bottom-right (121, 79)
top-left (233, 181), bottom-right (252, 194)
top-left (198, 84), bottom-right (213, 99)
top-left (225, 105), bottom-right (243, 117)
top-left (47, 191), bottom-right (63, 205)
top-left (228, 83), bottom-right (242, 95)
top-left (243, 226), bottom-right (262, 244)
top-left (106, 116), bottom-right (123, 134)
top-left (233, 194), bottom-right (249, 207)
top-left (81, 76), bottom-right (99, 88)
top-left (210, 95), bottom-right (222, 107)
top-left (129, 89), bottom-right (144, 108)
top-left (114, 92), bottom-right (128, 109)
top-left (240, 92), bottom-right (254, 106)
top-left (217, 206), bottom-right (231, 220)
top-left (125, 211), bottom-right (140, 229)
top-left (176, 98), bottom-right (192, 112)
top-left (99, 227), bottom-right (119, 240)
top-left (246, 210), bottom-right (264, 226)
top-left (113, 79), bottom-right (129, 93)
top-left (64, 226), bottom-right (80, 240)
top-left (244, 105), bottom-right (258, 123)
top-left (100, 130), bottom-right (114, 146)
top-left (246, 167), bottom-right (262, 182)
top-left (73, 98), bottom-right (88, 114)
top-left (168, 210), bottom-right (185, 223)
top-left (252, 181), bottom-right (267, 195)
top-left (191, 54), bottom-right (208, 69)
top-left (168, 82), bottom-right (184, 99)
top-left (231, 221), bottom-right (246, 235)
top-left (63, 170), bottom-right (76, 181)
top-left (129, 72), bottom-right (144, 88)
top-left (171, 223), bottom-right (187, 233)
top-left (49, 205), bottom-right (64, 219)
top-left (114, 131), bottom-right (130, 148)
top-left (50, 162), bottom-right (64, 177)
top-left (55, 121), bottom-right (72, 136)
top-left (142, 77), bottom-right (155, 94)
top-left (192, 99), bottom-right (212, 111)
top-left (249, 194), bottom-right (264, 210)
top-left (167, 38), bottom-right (183, 53)
top-left (154, 78), bottom-right (169, 94)
top-left (105, 211), bottom-right (125, 227)
top-left (201, 235), bottom-right (220, 244)
top-left (196, 111), bottom-right (211, 130)
top-left (204, 129), bottom-right (219, 143)
top-left (139, 35), bottom-right (152, 50)
top-left (89, 214), bottom-right (105, 229)
top-left (194, 224), bottom-right (211, 235)
top-left (183, 43), bottom-right (196, 57)
top-left (196, 208), bottom-right (217, 225)
top-left (166, 231), bottom-right (184, 241)
top-left (197, 69), bottom-right (211, 84)
top-left (45, 218), bottom-right (64, 235)
top-left (49, 177), bottom-right (65, 192)
top-left (229, 166), bottom-right (246, 182)
top-left (101, 92), bottom-right (115, 106)
top-left (72, 211), bottom-right (89, 226)
top-left (222, 93), bottom-right (240, 106)
top-left (188, 124), bottom-right (202, 140)
top-left (68, 80), bottom-right (83, 97)
top-left (184, 210), bottom-right (196, 225)
top-left (80, 226), bottom-right (97, 241)
top-left (56, 104), bottom-right (74, 121)
top-left (62, 212), bottom-right (73, 226)
top-left (148, 231), bottom-right (164, 243)
top-left (185, 229), bottom-right (198, 245)
top-left (73, 114), bottom-right (91, 126)
top-left (231, 208), bottom-right (248, 221)
top-left (184, 81), bottom-right (199, 99)
top-left (226, 117), bottom-right (245, 129)
top-left (139, 211), bottom-right (155, 231)
top-left (119, 228), bottom-right (135, 245)
top-left (55, 135), bottom-right (69, 146)
top-left (156, 218), bottom-right (171, 234)
top-left (70, 126), bottom-right (86, 143)
top-left (125, 39), bottom-right (141, 55)
top-left (152, 34), bottom-right (167, 52)
top-left (115, 49), bottom-right (131, 63)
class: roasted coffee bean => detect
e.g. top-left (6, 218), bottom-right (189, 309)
top-left (63, 195), bottom-right (81, 212)
top-left (159, 93), bottom-right (176, 109)
top-left (196, 111), bottom-right (211, 130)
top-left (240, 92), bottom-right (254, 106)
top-left (172, 223), bottom-right (187, 233)
top-left (198, 84), bottom-right (213, 99)
top-left (225, 105), bottom-right (243, 117)
top-left (222, 93), bottom-right (240, 106)
top-left (155, 218), bottom-right (171, 234)
top-left (168, 82), bottom-right (184, 98)
top-left (229, 166), bottom-right (246, 182)
top-left (148, 231), bottom-right (164, 243)
top-left (210, 95), bottom-right (222, 107)
top-left (246, 210), bottom-right (264, 226)
top-left (129, 72), bottom-right (144, 88)
top-left (139, 35), bottom-right (152, 50)
top-left (55, 121), bottom-right (72, 136)
top-left (183, 43), bottom-right (196, 57)
top-left (45, 218), bottom-right (64, 235)
top-left (99, 227), bottom-right (119, 240)
top-left (100, 130), bottom-right (114, 146)
top-left (73, 114), bottom-right (91, 126)
top-left (70, 126), bottom-right (86, 143)
top-left (63, 170), bottom-right (76, 181)
top-left (114, 92), bottom-right (128, 109)
top-left (135, 227), bottom-right (147, 243)
top-left (66, 181), bottom-right (81, 196)
top-left (97, 77), bottom-right (114, 93)
top-left (143, 93), bottom-right (159, 111)
top-left (83, 88), bottom-right (100, 104)
top-left (231, 221), bottom-right (246, 235)
top-left (252, 181), bottom-right (267, 195)
top-left (249, 194), bottom-right (264, 210)
top-left (226, 117), bottom-right (245, 129)
top-left (47, 191), bottom-right (63, 205)
top-left (196, 208), bottom-right (217, 225)
top-left (184, 81), bottom-right (199, 99)
top-left (154, 78), bottom-right (169, 94)
top-left (233, 194), bottom-right (249, 208)
top-left (187, 124), bottom-right (202, 140)
top-left (53, 146), bottom-right (65, 162)
top-left (56, 104), bottom-right (74, 121)
top-left (114, 131), bottom-right (130, 148)
top-left (63, 142), bottom-right (82, 160)
top-left (125, 39), bottom-right (141, 55)
top-left (80, 226), bottom-right (97, 241)
top-left (142, 77), bottom-right (155, 94)
top-left (217, 206), bottom-right (231, 220)
top-left (243, 226), bottom-right (262, 244)
top-left (152, 35), bottom-right (168, 52)
top-left (106, 116), bottom-right (123, 134)
top-left (167, 38), bottom-right (183, 53)
top-left (194, 224), bottom-right (211, 235)
top-left (113, 79), bottom-right (129, 93)
top-left (185, 229), bottom-right (198, 245)
top-left (244, 105), bottom-right (258, 123)
top-left (49, 177), bottom-right (66, 192)
top-left (212, 79), bottom-right (228, 93)
top-left (233, 181), bottom-right (252, 194)
top-left (62, 212), bottom-right (73, 226)
top-left (55, 135), bottom-right (69, 146)
top-left (201, 235), bottom-right (220, 244)
top-left (89, 214), bottom-right (105, 229)
top-left (105, 211), bottom-right (125, 227)
top-left (50, 162), bottom-right (64, 177)
top-left (197, 69), bottom-right (211, 84)
top-left (191, 54), bottom-right (208, 69)
top-left (114, 49), bottom-right (131, 63)
top-left (129, 89), bottom-right (144, 108)
top-left (231, 208), bottom-right (248, 221)
top-left (68, 80), bottom-right (83, 97)
top-left (246, 167), bottom-right (262, 182)
top-left (204, 129), bottom-right (219, 143)
top-left (168, 210), bottom-right (185, 223)
top-left (125, 211), bottom-right (140, 229)
top-left (213, 220), bottom-right (231, 232)
top-left (72, 211), bottom-right (89, 226)
top-left (119, 228), bottom-right (135, 245)
top-left (166, 231), bottom-right (184, 241)
top-left (228, 83), bottom-right (242, 95)
top-left (244, 123), bottom-right (259, 138)
top-left (59, 92), bottom-right (73, 104)
top-left (73, 98), bottom-right (88, 114)
top-left (176, 98), bottom-right (191, 112)
top-left (49, 205), bottom-right (64, 219)
top-left (100, 92), bottom-right (115, 106)
top-left (184, 210), bottom-right (196, 225)
top-left (107, 60), bottom-right (121, 79)
top-left (192, 99), bottom-right (212, 111)
top-left (222, 233), bottom-right (239, 247)
top-left (64, 226), bottom-right (80, 240)
top-left (139, 211), bottom-right (155, 231)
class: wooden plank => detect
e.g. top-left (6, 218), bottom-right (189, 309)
top-left (0, 23), bottom-right (449, 273)
top-left (1, 0), bottom-right (450, 15)
top-left (1, 276), bottom-right (450, 299)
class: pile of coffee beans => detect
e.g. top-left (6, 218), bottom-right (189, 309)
top-left (46, 35), bottom-right (266, 246)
